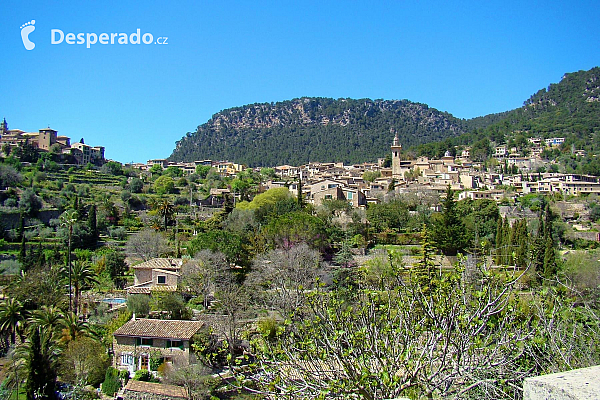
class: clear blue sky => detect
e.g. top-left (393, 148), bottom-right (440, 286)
top-left (0, 0), bottom-right (598, 163)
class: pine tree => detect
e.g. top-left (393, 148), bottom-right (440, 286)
top-left (414, 224), bottom-right (437, 290)
top-left (431, 186), bottom-right (469, 256)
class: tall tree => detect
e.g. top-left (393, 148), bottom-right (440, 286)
top-left (14, 326), bottom-right (60, 400)
top-left (59, 209), bottom-right (78, 312)
top-left (87, 204), bottom-right (98, 248)
top-left (431, 186), bottom-right (469, 256)
top-left (63, 260), bottom-right (98, 315)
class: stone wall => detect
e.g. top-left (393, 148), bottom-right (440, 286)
top-left (523, 365), bottom-right (600, 400)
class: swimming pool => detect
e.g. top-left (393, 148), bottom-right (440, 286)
top-left (101, 297), bottom-right (127, 305)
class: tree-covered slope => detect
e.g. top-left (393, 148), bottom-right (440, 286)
top-left (169, 98), bottom-right (468, 166)
top-left (170, 67), bottom-right (600, 167)
top-left (416, 67), bottom-right (600, 158)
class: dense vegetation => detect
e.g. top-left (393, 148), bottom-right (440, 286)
top-left (415, 67), bottom-right (600, 174)
top-left (169, 97), bottom-right (467, 166)
top-left (2, 138), bottom-right (600, 399)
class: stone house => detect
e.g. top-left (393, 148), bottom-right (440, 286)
top-left (113, 318), bottom-right (204, 375)
top-left (312, 186), bottom-right (367, 208)
top-left (126, 258), bottom-right (182, 295)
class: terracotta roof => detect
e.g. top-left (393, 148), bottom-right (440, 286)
top-left (126, 287), bottom-right (151, 294)
top-left (126, 285), bottom-right (178, 294)
top-left (133, 258), bottom-right (183, 270)
top-left (123, 380), bottom-right (187, 399)
top-left (113, 318), bottom-right (204, 340)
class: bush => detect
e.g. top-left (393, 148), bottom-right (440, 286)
top-left (128, 178), bottom-right (144, 193)
top-left (101, 367), bottom-right (121, 396)
top-left (127, 294), bottom-right (150, 317)
top-left (108, 226), bottom-right (127, 240)
top-left (133, 369), bottom-right (158, 382)
top-left (119, 369), bottom-right (130, 385)
top-left (0, 259), bottom-right (22, 275)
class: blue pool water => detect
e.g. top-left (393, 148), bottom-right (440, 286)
top-left (101, 298), bottom-right (127, 305)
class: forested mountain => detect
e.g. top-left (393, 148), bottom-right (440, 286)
top-left (416, 67), bottom-right (600, 159)
top-left (170, 67), bottom-right (600, 167)
top-left (168, 98), bottom-right (468, 166)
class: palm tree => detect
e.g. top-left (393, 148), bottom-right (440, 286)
top-left (10, 325), bottom-right (61, 400)
top-left (59, 209), bottom-right (78, 312)
top-left (0, 298), bottom-right (26, 344)
top-left (58, 311), bottom-right (90, 344)
top-left (62, 260), bottom-right (98, 315)
top-left (28, 306), bottom-right (64, 338)
top-left (157, 199), bottom-right (175, 231)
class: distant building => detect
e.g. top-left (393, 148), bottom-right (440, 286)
top-left (545, 137), bottom-right (565, 147)
top-left (0, 118), bottom-right (105, 165)
top-left (126, 258), bottom-right (182, 295)
top-left (391, 133), bottom-right (403, 178)
top-left (71, 141), bottom-right (105, 165)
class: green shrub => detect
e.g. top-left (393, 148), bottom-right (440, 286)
top-left (133, 369), bottom-right (158, 382)
top-left (101, 367), bottom-right (121, 396)
top-left (118, 369), bottom-right (130, 385)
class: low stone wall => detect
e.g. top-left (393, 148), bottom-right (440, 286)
top-left (523, 365), bottom-right (600, 400)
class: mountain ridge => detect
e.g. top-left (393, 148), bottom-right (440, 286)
top-left (169, 67), bottom-right (600, 167)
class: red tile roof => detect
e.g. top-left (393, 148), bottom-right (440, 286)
top-left (113, 318), bottom-right (204, 340)
top-left (132, 258), bottom-right (182, 270)
top-left (124, 380), bottom-right (188, 399)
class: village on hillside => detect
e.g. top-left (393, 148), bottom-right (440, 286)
top-left (1, 118), bottom-right (599, 400)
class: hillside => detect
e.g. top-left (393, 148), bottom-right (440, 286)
top-left (168, 98), bottom-right (468, 167)
top-left (417, 67), bottom-right (600, 158)
top-left (170, 67), bottom-right (600, 167)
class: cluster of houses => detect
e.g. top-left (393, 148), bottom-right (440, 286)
top-left (130, 134), bottom-right (600, 210)
top-left (0, 118), bottom-right (105, 165)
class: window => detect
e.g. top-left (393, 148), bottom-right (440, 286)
top-left (157, 275), bottom-right (166, 284)
top-left (166, 340), bottom-right (184, 349)
top-left (136, 337), bottom-right (153, 346)
top-left (121, 353), bottom-right (134, 365)
top-left (324, 194), bottom-right (332, 200)
top-left (346, 192), bottom-right (353, 199)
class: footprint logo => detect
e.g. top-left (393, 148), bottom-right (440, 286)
top-left (20, 20), bottom-right (36, 50)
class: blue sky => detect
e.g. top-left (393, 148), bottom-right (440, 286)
top-left (0, 1), bottom-right (598, 163)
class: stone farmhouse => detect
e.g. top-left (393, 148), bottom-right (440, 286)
top-left (113, 318), bottom-right (204, 375)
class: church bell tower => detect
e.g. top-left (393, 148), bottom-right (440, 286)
top-left (391, 131), bottom-right (402, 178)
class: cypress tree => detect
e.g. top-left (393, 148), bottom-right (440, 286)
top-left (543, 235), bottom-right (557, 280)
top-left (495, 217), bottom-right (504, 265)
top-left (514, 219), bottom-right (529, 269)
top-left (19, 234), bottom-right (27, 265)
top-left (502, 217), bottom-right (511, 265)
top-left (87, 204), bottom-right (98, 248)
top-left (25, 327), bottom-right (58, 400)
top-left (297, 174), bottom-right (304, 208)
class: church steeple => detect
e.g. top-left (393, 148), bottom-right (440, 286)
top-left (0, 118), bottom-right (7, 135)
top-left (391, 129), bottom-right (402, 178)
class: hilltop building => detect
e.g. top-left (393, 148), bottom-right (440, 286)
top-left (0, 118), bottom-right (105, 165)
